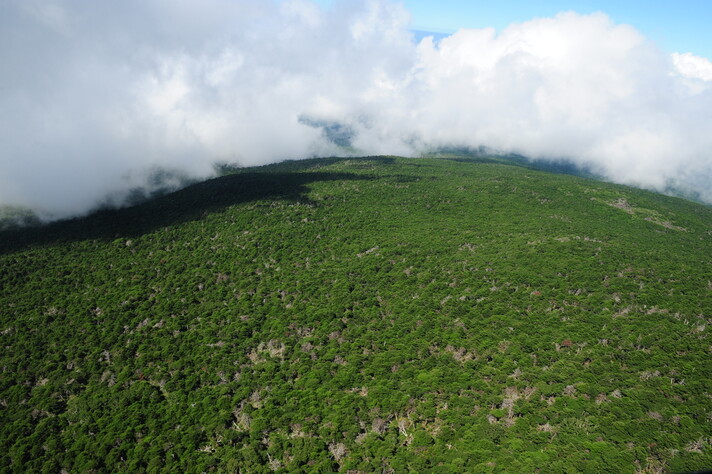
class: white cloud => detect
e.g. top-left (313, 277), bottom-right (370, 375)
top-left (1, 1), bottom-right (711, 219)
top-left (397, 12), bottom-right (711, 196)
top-left (671, 52), bottom-right (712, 96)
top-left (673, 52), bottom-right (712, 81)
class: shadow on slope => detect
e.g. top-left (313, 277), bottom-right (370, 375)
top-left (0, 170), bottom-right (375, 254)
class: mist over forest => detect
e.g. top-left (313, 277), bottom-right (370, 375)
top-left (1, 0), bottom-right (711, 220)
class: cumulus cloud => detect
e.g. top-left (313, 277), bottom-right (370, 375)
top-left (1, 0), bottom-right (711, 220)
top-left (673, 52), bottom-right (712, 82)
top-left (401, 13), bottom-right (712, 196)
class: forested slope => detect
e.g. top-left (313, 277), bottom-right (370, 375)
top-left (1, 156), bottom-right (710, 472)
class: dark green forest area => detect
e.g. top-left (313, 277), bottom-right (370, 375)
top-left (1, 156), bottom-right (711, 472)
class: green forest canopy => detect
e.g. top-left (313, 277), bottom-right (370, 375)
top-left (1, 156), bottom-right (711, 472)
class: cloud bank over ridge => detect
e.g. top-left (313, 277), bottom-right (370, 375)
top-left (1, 0), bottom-right (711, 219)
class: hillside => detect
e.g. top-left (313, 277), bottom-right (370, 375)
top-left (1, 156), bottom-right (711, 472)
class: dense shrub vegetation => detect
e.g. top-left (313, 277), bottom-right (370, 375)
top-left (1, 156), bottom-right (711, 472)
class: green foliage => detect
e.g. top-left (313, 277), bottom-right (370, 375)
top-left (1, 156), bottom-right (710, 471)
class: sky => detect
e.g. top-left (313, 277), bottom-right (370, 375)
top-left (1, 0), bottom-right (711, 220)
